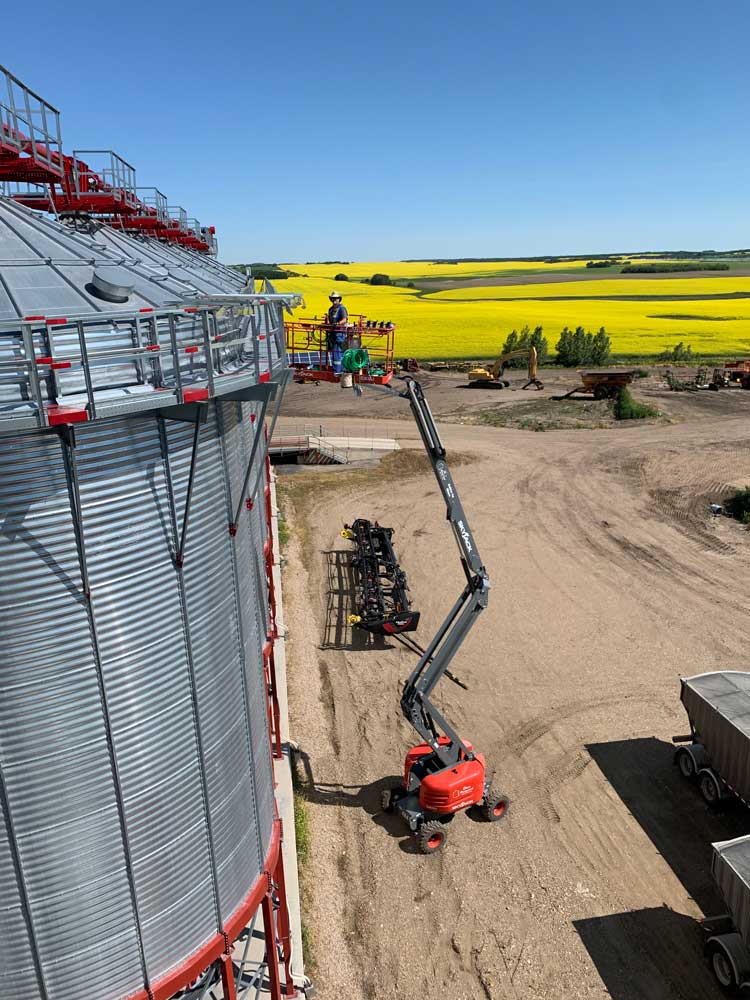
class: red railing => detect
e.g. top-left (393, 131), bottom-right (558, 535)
top-left (285, 313), bottom-right (395, 384)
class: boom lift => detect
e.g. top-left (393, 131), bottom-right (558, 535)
top-left (374, 377), bottom-right (509, 853)
top-left (467, 345), bottom-right (543, 390)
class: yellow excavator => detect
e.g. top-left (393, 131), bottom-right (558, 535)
top-left (467, 345), bottom-right (544, 390)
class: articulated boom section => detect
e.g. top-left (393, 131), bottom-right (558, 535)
top-left (398, 378), bottom-right (490, 767)
top-left (356, 376), bottom-right (507, 851)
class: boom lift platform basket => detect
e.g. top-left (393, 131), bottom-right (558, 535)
top-left (285, 314), bottom-right (395, 385)
top-left (342, 518), bottom-right (419, 635)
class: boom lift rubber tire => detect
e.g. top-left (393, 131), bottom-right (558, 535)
top-left (380, 788), bottom-right (397, 814)
top-left (676, 747), bottom-right (697, 781)
top-left (698, 768), bottom-right (723, 806)
top-left (417, 820), bottom-right (449, 854)
top-left (706, 940), bottom-right (740, 994)
top-left (479, 788), bottom-right (510, 822)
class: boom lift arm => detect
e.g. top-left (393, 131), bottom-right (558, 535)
top-left (352, 375), bottom-right (509, 852)
top-left (397, 377), bottom-right (490, 767)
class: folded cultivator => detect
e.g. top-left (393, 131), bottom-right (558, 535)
top-left (343, 518), bottom-right (419, 635)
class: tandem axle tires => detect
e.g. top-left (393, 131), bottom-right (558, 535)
top-left (706, 934), bottom-right (750, 995)
top-left (675, 746), bottom-right (698, 780)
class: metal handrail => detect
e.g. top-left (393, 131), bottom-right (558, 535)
top-left (0, 294), bottom-right (296, 429)
top-left (0, 64), bottom-right (63, 177)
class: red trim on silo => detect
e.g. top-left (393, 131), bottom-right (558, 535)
top-left (139, 819), bottom-right (283, 1000)
top-left (46, 405), bottom-right (89, 425)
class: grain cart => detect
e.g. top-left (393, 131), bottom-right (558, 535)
top-left (674, 671), bottom-right (750, 808)
top-left (704, 835), bottom-right (750, 993)
top-left (555, 369), bottom-right (636, 400)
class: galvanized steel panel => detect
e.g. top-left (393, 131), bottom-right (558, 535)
top-left (0, 430), bottom-right (143, 1000)
top-left (0, 400), bottom-right (276, 998)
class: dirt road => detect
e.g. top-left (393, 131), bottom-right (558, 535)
top-left (279, 385), bottom-right (750, 1000)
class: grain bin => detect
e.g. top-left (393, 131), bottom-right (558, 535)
top-left (0, 195), bottom-right (301, 1000)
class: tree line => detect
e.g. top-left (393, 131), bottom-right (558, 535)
top-left (622, 262), bottom-right (729, 273)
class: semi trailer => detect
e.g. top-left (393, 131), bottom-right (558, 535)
top-left (705, 836), bottom-right (750, 993)
top-left (675, 671), bottom-right (750, 992)
top-left (674, 671), bottom-right (750, 807)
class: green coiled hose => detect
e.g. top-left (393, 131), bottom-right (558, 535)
top-left (342, 348), bottom-right (369, 372)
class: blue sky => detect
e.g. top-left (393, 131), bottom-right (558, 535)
top-left (4, 1), bottom-right (748, 261)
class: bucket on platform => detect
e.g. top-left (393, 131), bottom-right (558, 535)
top-left (340, 372), bottom-right (353, 388)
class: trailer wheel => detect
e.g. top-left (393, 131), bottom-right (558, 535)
top-left (698, 768), bottom-right (723, 806)
top-left (417, 820), bottom-right (448, 854)
top-left (593, 385), bottom-right (609, 400)
top-left (707, 941), bottom-right (739, 993)
top-left (675, 747), bottom-right (697, 781)
top-left (480, 788), bottom-right (510, 823)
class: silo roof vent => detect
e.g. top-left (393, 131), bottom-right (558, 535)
top-left (90, 267), bottom-right (136, 303)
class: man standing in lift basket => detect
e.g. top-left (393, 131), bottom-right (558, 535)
top-left (326, 290), bottom-right (348, 374)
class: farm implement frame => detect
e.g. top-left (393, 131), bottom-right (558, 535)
top-left (343, 518), bottom-right (419, 636)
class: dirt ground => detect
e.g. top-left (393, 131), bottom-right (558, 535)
top-left (278, 374), bottom-right (750, 1000)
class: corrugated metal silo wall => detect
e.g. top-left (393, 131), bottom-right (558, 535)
top-left (0, 397), bottom-right (275, 1000)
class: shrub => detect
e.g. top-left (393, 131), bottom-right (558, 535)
top-left (334, 272), bottom-right (348, 282)
top-left (370, 273), bottom-right (392, 286)
top-left (500, 325), bottom-right (549, 366)
top-left (658, 342), bottom-right (695, 363)
top-left (613, 387), bottom-right (657, 420)
top-left (586, 259), bottom-right (616, 268)
top-left (726, 487), bottom-right (750, 522)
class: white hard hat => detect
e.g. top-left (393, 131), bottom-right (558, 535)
top-left (329, 290), bottom-right (341, 299)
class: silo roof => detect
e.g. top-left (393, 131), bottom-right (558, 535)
top-left (0, 197), bottom-right (240, 319)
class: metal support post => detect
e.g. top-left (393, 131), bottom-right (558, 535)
top-left (176, 416), bottom-right (202, 568)
top-left (219, 955), bottom-right (238, 1000)
top-left (261, 891), bottom-right (283, 1000)
top-left (272, 837), bottom-right (299, 997)
top-left (264, 644), bottom-right (283, 760)
top-left (230, 395), bottom-right (270, 534)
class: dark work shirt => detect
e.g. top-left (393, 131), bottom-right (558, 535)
top-left (327, 303), bottom-right (348, 327)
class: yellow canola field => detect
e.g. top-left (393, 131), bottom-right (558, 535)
top-left (280, 274), bottom-right (750, 359)
top-left (282, 259), bottom-right (589, 281)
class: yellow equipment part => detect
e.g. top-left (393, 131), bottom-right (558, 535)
top-left (348, 614), bottom-right (362, 625)
top-left (467, 345), bottom-right (538, 383)
top-left (468, 366), bottom-right (493, 380)
top-left (341, 528), bottom-right (355, 540)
